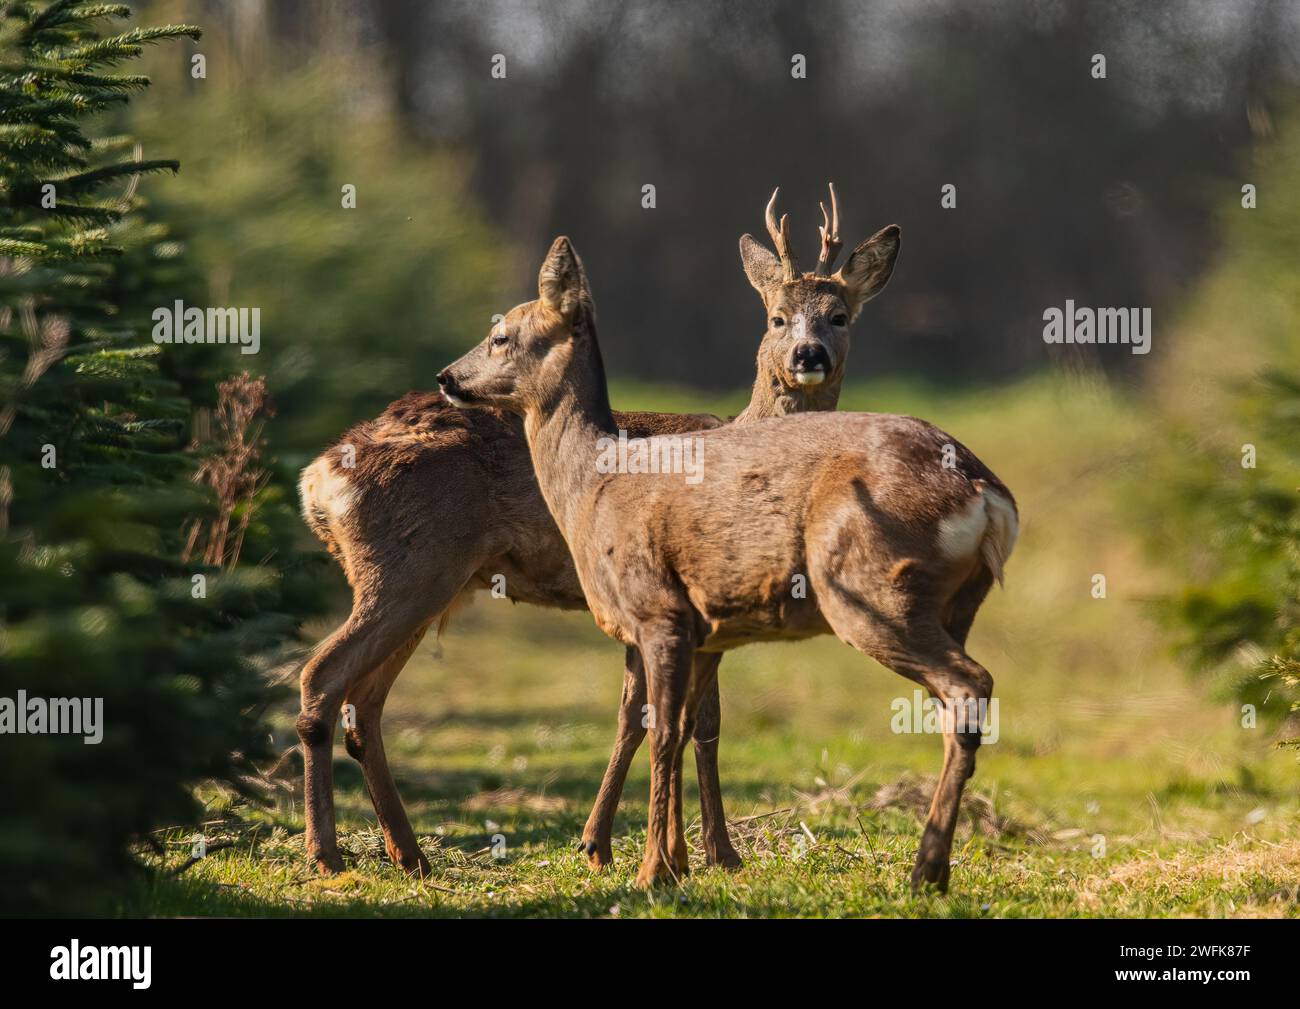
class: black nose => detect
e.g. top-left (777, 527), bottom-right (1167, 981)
top-left (791, 343), bottom-right (830, 371)
top-left (436, 369), bottom-right (453, 388)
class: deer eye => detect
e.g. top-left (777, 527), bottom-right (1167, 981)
top-left (771, 316), bottom-right (785, 328)
top-left (831, 313), bottom-right (848, 327)
top-left (491, 332), bottom-right (509, 348)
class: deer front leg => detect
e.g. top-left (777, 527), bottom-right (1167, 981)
top-left (581, 650), bottom-right (734, 874)
top-left (635, 628), bottom-right (695, 889)
top-left (691, 654), bottom-right (742, 870)
top-left (580, 646), bottom-right (647, 869)
top-left (666, 747), bottom-right (689, 877)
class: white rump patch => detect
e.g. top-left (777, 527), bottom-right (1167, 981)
top-left (937, 494), bottom-right (988, 564)
top-left (299, 457), bottom-right (356, 525)
top-left (938, 483), bottom-right (1020, 585)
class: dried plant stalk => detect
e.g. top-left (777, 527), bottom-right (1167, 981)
top-left (182, 372), bottom-right (273, 570)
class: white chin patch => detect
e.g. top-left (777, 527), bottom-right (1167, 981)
top-left (794, 368), bottom-right (825, 387)
top-left (442, 390), bottom-right (466, 407)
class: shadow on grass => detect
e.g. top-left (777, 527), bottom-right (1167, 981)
top-left (326, 752), bottom-right (804, 812)
top-left (125, 873), bottom-right (639, 918)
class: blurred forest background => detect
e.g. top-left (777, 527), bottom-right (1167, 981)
top-left (4, 0), bottom-right (1300, 916)
top-left (128, 0), bottom-right (1299, 453)
top-left (125, 0), bottom-right (1300, 745)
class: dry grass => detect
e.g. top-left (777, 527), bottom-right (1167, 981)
top-left (1076, 834), bottom-right (1300, 918)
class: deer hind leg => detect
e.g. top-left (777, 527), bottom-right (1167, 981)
top-left (899, 570), bottom-right (997, 889)
top-left (343, 619), bottom-right (435, 876)
top-left (634, 620), bottom-right (699, 889)
top-left (943, 565), bottom-right (994, 647)
top-left (897, 649), bottom-right (991, 892)
top-left (580, 646), bottom-right (648, 870)
top-left (298, 609), bottom-right (423, 874)
top-left (814, 561), bottom-right (992, 894)
top-left (690, 653), bottom-right (742, 869)
top-left (298, 548), bottom-right (489, 875)
top-left (849, 633), bottom-right (990, 891)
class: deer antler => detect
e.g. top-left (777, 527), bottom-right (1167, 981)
top-left (814, 182), bottom-right (842, 277)
top-left (764, 187), bottom-right (800, 283)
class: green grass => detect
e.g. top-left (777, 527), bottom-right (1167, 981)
top-left (126, 373), bottom-right (1300, 917)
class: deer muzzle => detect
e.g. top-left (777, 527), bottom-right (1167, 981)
top-left (790, 342), bottom-right (830, 386)
top-left (437, 368), bottom-right (472, 405)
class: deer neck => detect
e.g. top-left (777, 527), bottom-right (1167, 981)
top-left (734, 359), bottom-right (844, 423)
top-left (521, 336), bottom-right (617, 538)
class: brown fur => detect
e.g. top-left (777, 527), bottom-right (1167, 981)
top-left (295, 397), bottom-right (729, 876)
top-left (295, 193), bottom-right (901, 879)
top-left (438, 236), bottom-right (1016, 890)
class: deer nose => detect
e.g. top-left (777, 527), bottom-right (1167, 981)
top-left (437, 369), bottom-right (466, 405)
top-left (791, 343), bottom-right (829, 372)
top-left (790, 343), bottom-right (829, 387)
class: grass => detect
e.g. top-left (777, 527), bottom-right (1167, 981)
top-left (126, 372), bottom-right (1300, 918)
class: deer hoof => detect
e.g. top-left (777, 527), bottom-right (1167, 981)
top-left (313, 851), bottom-right (346, 875)
top-left (384, 838), bottom-right (431, 877)
top-left (633, 863), bottom-right (676, 889)
top-left (400, 854), bottom-right (433, 878)
top-left (578, 838), bottom-right (613, 870)
top-left (910, 857), bottom-right (951, 894)
top-left (707, 847), bottom-right (743, 871)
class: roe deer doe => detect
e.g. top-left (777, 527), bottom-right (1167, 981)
top-left (437, 236), bottom-right (1016, 890)
top-left (296, 188), bottom-right (901, 876)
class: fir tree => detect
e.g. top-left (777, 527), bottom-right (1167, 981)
top-left (0, 1), bottom-right (324, 915)
top-left (1160, 371), bottom-right (1300, 753)
top-left (1142, 105), bottom-right (1300, 760)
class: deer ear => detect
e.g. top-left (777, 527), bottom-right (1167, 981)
top-left (836, 224), bottom-right (900, 319)
top-left (538, 236), bottom-right (589, 317)
top-left (739, 234), bottom-right (782, 298)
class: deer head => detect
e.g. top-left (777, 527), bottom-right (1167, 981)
top-left (438, 236), bottom-right (603, 417)
top-left (738, 185), bottom-right (900, 408)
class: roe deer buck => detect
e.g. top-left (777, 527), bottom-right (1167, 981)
top-left (297, 187), bottom-right (899, 877)
top-left (437, 236), bottom-right (1016, 890)
top-left (581, 186), bottom-right (901, 869)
